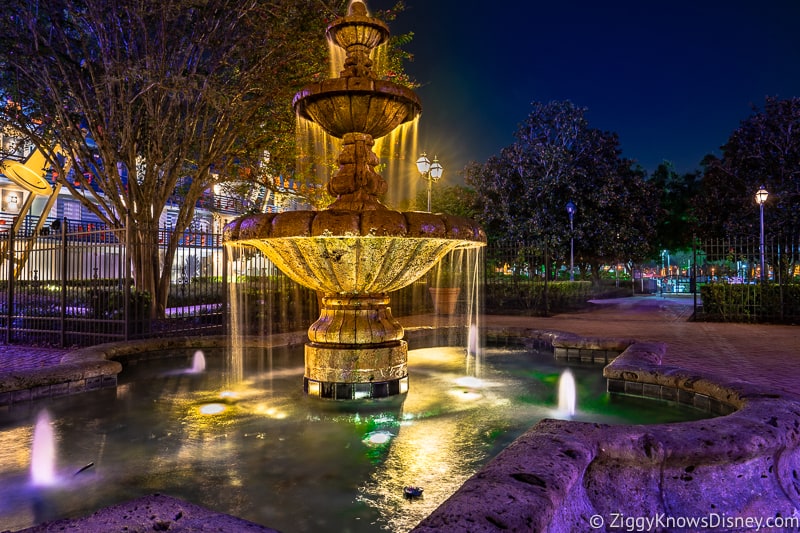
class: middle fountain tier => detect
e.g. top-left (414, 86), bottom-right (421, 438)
top-left (223, 1), bottom-right (485, 400)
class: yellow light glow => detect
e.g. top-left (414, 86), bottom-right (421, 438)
top-left (263, 407), bottom-right (287, 419)
top-left (448, 390), bottom-right (483, 402)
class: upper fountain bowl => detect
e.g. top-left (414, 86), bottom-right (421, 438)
top-left (326, 2), bottom-right (389, 51)
top-left (293, 78), bottom-right (421, 140)
top-left (292, 0), bottom-right (421, 139)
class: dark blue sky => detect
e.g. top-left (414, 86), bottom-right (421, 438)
top-left (367, 0), bottom-right (800, 179)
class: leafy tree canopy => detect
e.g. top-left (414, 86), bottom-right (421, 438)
top-left (409, 184), bottom-right (477, 218)
top-left (694, 96), bottom-right (800, 239)
top-left (0, 0), bottom-right (345, 315)
top-left (465, 100), bottom-right (658, 279)
top-left (649, 162), bottom-right (701, 252)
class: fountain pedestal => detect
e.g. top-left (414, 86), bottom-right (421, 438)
top-left (305, 295), bottom-right (407, 399)
top-left (303, 295), bottom-right (408, 400)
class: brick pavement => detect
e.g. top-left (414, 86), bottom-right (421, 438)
top-left (0, 345), bottom-right (70, 372)
top-left (481, 295), bottom-right (800, 400)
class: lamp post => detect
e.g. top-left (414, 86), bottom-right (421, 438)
top-left (416, 152), bottom-right (443, 212)
top-left (755, 185), bottom-right (769, 282)
top-left (566, 200), bottom-right (576, 281)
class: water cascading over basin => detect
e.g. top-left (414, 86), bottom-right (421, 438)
top-left (223, 0), bottom-right (485, 400)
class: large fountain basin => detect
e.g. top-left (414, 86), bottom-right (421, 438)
top-left (0, 331), bottom-right (709, 533)
top-left (2, 327), bottom-right (799, 531)
top-left (223, 209), bottom-right (485, 294)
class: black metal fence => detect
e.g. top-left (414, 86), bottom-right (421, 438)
top-left (693, 235), bottom-right (800, 323)
top-left (0, 221), bottom-right (435, 348)
top-left (4, 224), bottom-right (795, 348)
top-left (483, 242), bottom-right (635, 316)
top-left (0, 221), bottom-right (230, 347)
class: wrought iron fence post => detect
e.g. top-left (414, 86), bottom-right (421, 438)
top-left (222, 242), bottom-right (228, 336)
top-left (543, 240), bottom-right (549, 317)
top-left (60, 217), bottom-right (68, 347)
top-left (692, 236), bottom-right (698, 319)
top-left (124, 214), bottom-right (132, 341)
top-left (5, 223), bottom-right (14, 344)
top-left (777, 237), bottom-right (784, 322)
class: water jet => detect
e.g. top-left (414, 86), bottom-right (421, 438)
top-left (557, 368), bottom-right (576, 417)
top-left (190, 350), bottom-right (206, 374)
top-left (30, 410), bottom-right (56, 487)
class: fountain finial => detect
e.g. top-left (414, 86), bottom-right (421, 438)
top-left (327, 0), bottom-right (389, 79)
top-left (349, 1), bottom-right (367, 16)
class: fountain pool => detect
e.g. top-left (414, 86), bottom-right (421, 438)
top-left (0, 344), bottom-right (706, 532)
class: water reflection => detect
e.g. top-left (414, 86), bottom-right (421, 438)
top-left (0, 345), bottom-right (707, 533)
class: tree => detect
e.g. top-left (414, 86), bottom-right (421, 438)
top-left (694, 96), bottom-right (800, 239)
top-left (409, 184), bottom-right (477, 218)
top-left (0, 0), bottom-right (343, 316)
top-left (466, 100), bottom-right (658, 282)
top-left (650, 162), bottom-right (701, 252)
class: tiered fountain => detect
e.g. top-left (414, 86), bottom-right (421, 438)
top-left (223, 1), bottom-right (485, 400)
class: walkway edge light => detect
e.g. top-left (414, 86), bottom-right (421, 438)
top-left (566, 200), bottom-right (576, 281)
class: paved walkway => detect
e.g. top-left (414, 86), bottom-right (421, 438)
top-left (0, 345), bottom-right (69, 372)
top-left (1, 295), bottom-right (798, 399)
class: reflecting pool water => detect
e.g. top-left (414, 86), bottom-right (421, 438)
top-left (0, 346), bottom-right (707, 532)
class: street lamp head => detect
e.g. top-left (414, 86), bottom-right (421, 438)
top-left (755, 185), bottom-right (769, 206)
top-left (566, 200), bottom-right (576, 217)
top-left (416, 152), bottom-right (431, 175)
top-left (429, 155), bottom-right (443, 181)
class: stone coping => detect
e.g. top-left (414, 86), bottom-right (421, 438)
top-left (0, 359), bottom-right (121, 407)
top-left (414, 327), bottom-right (800, 531)
top-left (5, 325), bottom-right (800, 531)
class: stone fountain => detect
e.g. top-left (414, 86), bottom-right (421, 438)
top-left (223, 0), bottom-right (485, 400)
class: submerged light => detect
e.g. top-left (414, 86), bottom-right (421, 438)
top-left (455, 376), bottom-right (484, 389)
top-left (364, 431), bottom-right (394, 446)
top-left (199, 403), bottom-right (227, 415)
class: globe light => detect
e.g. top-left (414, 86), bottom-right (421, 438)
top-left (417, 152), bottom-right (444, 212)
top-left (755, 185), bottom-right (768, 281)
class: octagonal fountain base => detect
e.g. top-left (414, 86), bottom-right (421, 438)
top-left (304, 371), bottom-right (408, 400)
top-left (304, 295), bottom-right (409, 400)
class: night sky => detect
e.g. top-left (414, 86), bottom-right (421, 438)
top-left (366, 0), bottom-right (800, 181)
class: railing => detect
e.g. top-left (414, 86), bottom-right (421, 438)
top-left (693, 235), bottom-right (800, 323)
top-left (0, 221), bottom-right (431, 348)
top-left (0, 222), bottom-right (229, 347)
top-left (5, 227), bottom-right (794, 349)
